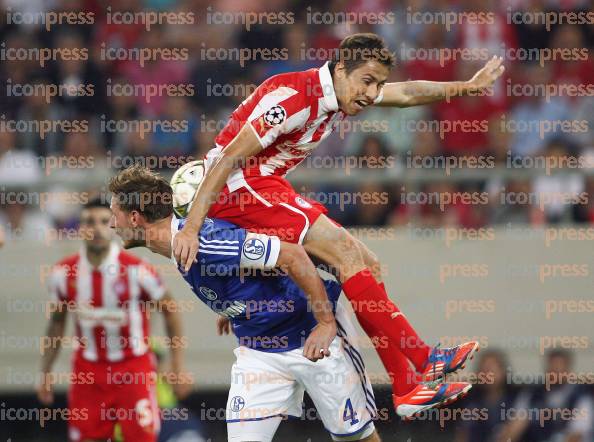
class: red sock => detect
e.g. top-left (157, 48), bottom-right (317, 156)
top-left (343, 270), bottom-right (431, 373)
top-left (348, 301), bottom-right (417, 396)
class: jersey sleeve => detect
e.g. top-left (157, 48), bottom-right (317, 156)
top-left (137, 262), bottom-right (166, 301)
top-left (245, 77), bottom-right (311, 149)
top-left (199, 224), bottom-right (280, 272)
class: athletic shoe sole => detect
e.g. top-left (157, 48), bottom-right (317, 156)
top-left (396, 383), bottom-right (473, 419)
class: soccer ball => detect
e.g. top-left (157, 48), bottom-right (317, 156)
top-left (170, 160), bottom-right (206, 219)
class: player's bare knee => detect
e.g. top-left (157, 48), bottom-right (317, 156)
top-left (305, 217), bottom-right (366, 279)
top-left (305, 232), bottom-right (361, 269)
top-left (333, 236), bottom-right (367, 280)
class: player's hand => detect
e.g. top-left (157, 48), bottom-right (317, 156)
top-left (467, 55), bottom-right (505, 91)
top-left (173, 226), bottom-right (200, 273)
top-left (216, 316), bottom-right (231, 335)
top-left (36, 373), bottom-right (54, 405)
top-left (303, 321), bottom-right (336, 362)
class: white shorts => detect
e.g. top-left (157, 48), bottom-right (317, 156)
top-left (226, 301), bottom-right (377, 441)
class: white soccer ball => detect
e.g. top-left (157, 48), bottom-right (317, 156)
top-left (170, 160), bottom-right (206, 219)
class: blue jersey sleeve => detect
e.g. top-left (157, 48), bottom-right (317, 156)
top-left (197, 219), bottom-right (246, 273)
top-left (197, 218), bottom-right (281, 275)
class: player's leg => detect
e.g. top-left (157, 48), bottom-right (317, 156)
top-left (115, 357), bottom-right (160, 442)
top-left (227, 416), bottom-right (283, 442)
top-left (303, 215), bottom-right (431, 372)
top-left (305, 215), bottom-right (479, 381)
top-left (67, 363), bottom-right (115, 442)
top-left (68, 393), bottom-right (115, 442)
top-left (226, 346), bottom-right (303, 442)
top-left (290, 301), bottom-right (379, 440)
top-left (352, 235), bottom-right (478, 379)
top-left (210, 177), bottom-right (477, 384)
top-left (349, 235), bottom-right (427, 391)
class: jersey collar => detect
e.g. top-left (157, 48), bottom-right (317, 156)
top-left (319, 62), bottom-right (339, 113)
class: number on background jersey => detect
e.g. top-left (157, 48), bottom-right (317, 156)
top-left (343, 398), bottom-right (359, 425)
top-left (135, 398), bottom-right (154, 429)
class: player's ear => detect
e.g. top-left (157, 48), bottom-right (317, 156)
top-left (334, 62), bottom-right (347, 80)
top-left (129, 210), bottom-right (143, 228)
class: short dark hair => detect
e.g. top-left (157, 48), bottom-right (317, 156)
top-left (108, 164), bottom-right (173, 223)
top-left (477, 348), bottom-right (508, 371)
top-left (547, 348), bottom-right (573, 364)
top-left (329, 33), bottom-right (395, 74)
top-left (83, 196), bottom-right (110, 211)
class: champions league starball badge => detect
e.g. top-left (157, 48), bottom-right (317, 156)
top-left (263, 105), bottom-right (287, 126)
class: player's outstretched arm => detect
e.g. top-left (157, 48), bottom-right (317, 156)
top-left (173, 124), bottom-right (262, 272)
top-left (276, 241), bottom-right (337, 362)
top-left (375, 55), bottom-right (504, 108)
top-left (37, 304), bottom-right (67, 405)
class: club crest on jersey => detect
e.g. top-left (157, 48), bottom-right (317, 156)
top-left (263, 105), bottom-right (286, 127)
top-left (295, 196), bottom-right (312, 209)
top-left (230, 396), bottom-right (245, 412)
top-left (199, 286), bottom-right (218, 301)
top-left (242, 238), bottom-right (265, 260)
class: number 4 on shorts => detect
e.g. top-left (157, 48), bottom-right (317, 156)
top-left (343, 398), bottom-right (359, 425)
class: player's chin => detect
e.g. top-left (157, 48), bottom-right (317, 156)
top-left (345, 103), bottom-right (365, 116)
top-left (87, 240), bottom-right (110, 251)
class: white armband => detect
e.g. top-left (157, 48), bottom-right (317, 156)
top-left (240, 232), bottom-right (281, 269)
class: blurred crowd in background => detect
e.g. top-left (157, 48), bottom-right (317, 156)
top-left (0, 2), bottom-right (592, 441)
top-left (0, 0), bottom-right (593, 237)
top-left (454, 348), bottom-right (593, 442)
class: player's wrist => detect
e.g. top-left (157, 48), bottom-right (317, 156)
top-left (460, 80), bottom-right (479, 95)
top-left (181, 222), bottom-right (200, 235)
top-left (317, 316), bottom-right (337, 328)
top-left (311, 302), bottom-right (336, 325)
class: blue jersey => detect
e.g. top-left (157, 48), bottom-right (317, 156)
top-left (172, 217), bottom-right (341, 353)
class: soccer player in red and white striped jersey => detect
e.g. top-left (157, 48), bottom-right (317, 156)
top-left (37, 198), bottom-right (190, 442)
top-left (174, 33), bottom-right (502, 416)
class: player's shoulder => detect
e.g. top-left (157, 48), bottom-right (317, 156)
top-left (47, 253), bottom-right (79, 286)
top-left (118, 250), bottom-right (143, 265)
top-left (200, 217), bottom-right (244, 243)
top-left (264, 67), bottom-right (318, 86)
top-left (52, 253), bottom-right (80, 271)
top-left (259, 66), bottom-right (321, 97)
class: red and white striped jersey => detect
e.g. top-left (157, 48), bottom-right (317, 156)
top-left (47, 243), bottom-right (166, 363)
top-left (208, 62), bottom-right (347, 191)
